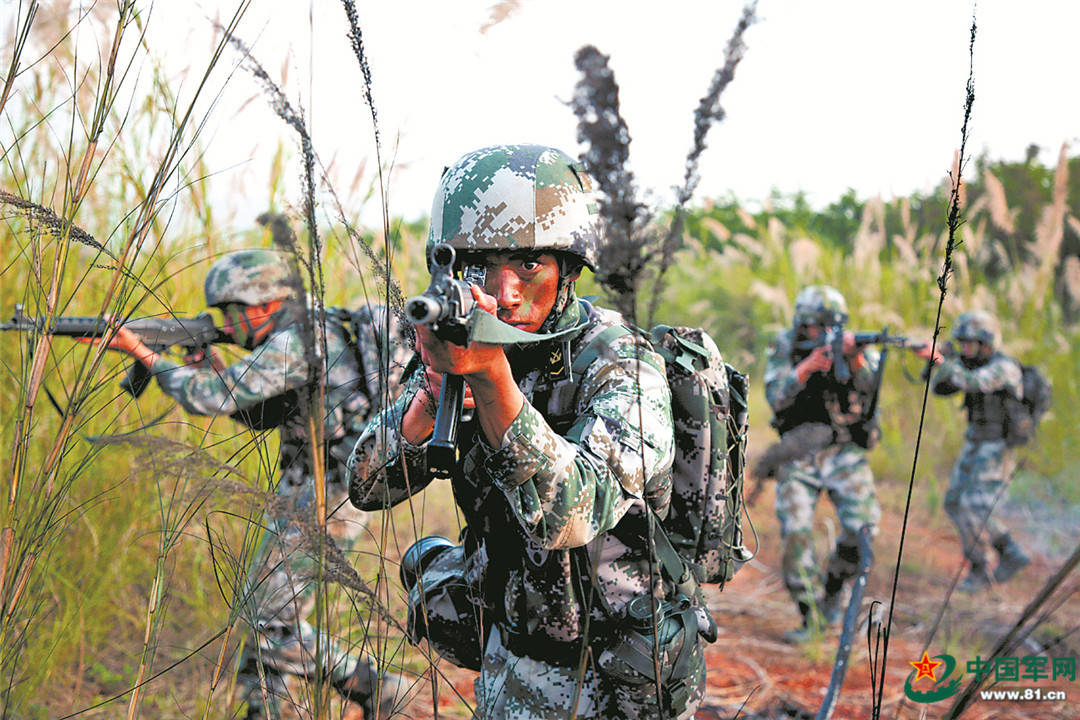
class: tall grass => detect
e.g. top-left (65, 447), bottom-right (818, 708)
top-left (0, 4), bottom-right (436, 718)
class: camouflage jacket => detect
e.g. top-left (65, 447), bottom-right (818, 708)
top-left (153, 303), bottom-right (408, 489)
top-left (348, 298), bottom-right (676, 644)
top-left (931, 352), bottom-right (1022, 441)
top-left (764, 328), bottom-right (881, 441)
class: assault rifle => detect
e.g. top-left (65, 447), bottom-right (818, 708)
top-left (405, 243), bottom-right (487, 478)
top-left (750, 326), bottom-right (929, 487)
top-left (793, 326), bottom-right (926, 384)
top-left (1, 304), bottom-right (230, 398)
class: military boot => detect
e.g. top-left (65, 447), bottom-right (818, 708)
top-left (958, 564), bottom-right (992, 594)
top-left (333, 659), bottom-right (408, 720)
top-left (820, 583), bottom-right (851, 628)
top-left (782, 601), bottom-right (825, 643)
top-left (993, 535), bottom-right (1031, 584)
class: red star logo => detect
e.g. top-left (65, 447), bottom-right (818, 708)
top-left (909, 652), bottom-right (943, 682)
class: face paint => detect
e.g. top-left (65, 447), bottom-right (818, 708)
top-left (222, 304), bottom-right (253, 348)
top-left (481, 251), bottom-right (561, 334)
top-left (222, 303), bottom-right (279, 350)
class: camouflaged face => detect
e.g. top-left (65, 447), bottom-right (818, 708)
top-left (953, 310), bottom-right (1001, 350)
top-left (204, 249), bottom-right (298, 307)
top-left (793, 285), bottom-right (848, 327)
top-left (428, 144), bottom-right (601, 269)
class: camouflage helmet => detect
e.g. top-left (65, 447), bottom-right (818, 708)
top-left (204, 249), bottom-right (298, 307)
top-left (953, 310), bottom-right (1001, 350)
top-left (427, 144), bottom-right (601, 269)
top-left (793, 285), bottom-right (849, 327)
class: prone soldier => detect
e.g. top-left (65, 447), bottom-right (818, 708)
top-left (348, 144), bottom-right (707, 719)
top-left (86, 225), bottom-right (410, 719)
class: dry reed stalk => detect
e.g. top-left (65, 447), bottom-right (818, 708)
top-left (853, 197), bottom-right (886, 283)
top-left (1026, 142), bottom-right (1070, 309)
top-left (788, 236), bottom-right (820, 278)
top-left (950, 150), bottom-right (967, 209)
top-left (1062, 251), bottom-right (1080, 317)
top-left (761, 216), bottom-right (786, 262)
top-left (733, 232), bottom-right (766, 259)
top-left (647, 1), bottom-right (756, 322)
top-left (737, 206), bottom-right (757, 230)
top-left (749, 280), bottom-right (791, 317)
top-left (983, 168), bottom-right (1016, 233)
top-left (0, 527), bottom-right (12, 613)
top-left (3, 554), bottom-right (34, 624)
top-left (702, 216), bottom-right (731, 243)
top-left (871, 13), bottom-right (977, 719)
top-left (480, 0), bottom-right (524, 34)
top-left (0, 2), bottom-right (38, 119)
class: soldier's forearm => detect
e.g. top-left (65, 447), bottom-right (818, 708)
top-left (467, 361), bottom-right (524, 448)
top-left (401, 393), bottom-right (435, 444)
top-left (765, 368), bottom-right (803, 411)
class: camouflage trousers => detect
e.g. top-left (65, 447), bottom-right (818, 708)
top-left (236, 476), bottom-right (371, 717)
top-left (408, 541), bottom-right (705, 720)
top-left (944, 439), bottom-right (1015, 569)
top-left (774, 442), bottom-right (880, 615)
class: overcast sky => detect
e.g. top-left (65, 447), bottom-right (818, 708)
top-left (126, 1), bottom-right (1080, 225)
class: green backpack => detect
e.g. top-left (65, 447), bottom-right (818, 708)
top-left (572, 324), bottom-right (754, 591)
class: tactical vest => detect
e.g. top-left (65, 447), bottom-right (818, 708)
top-left (447, 300), bottom-right (668, 644)
top-left (963, 389), bottom-right (1009, 442)
top-left (773, 372), bottom-right (837, 436)
top-left (960, 353), bottom-right (1013, 442)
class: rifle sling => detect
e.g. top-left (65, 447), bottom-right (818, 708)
top-left (467, 309), bottom-right (589, 346)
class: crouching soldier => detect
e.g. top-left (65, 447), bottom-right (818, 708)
top-left (348, 145), bottom-right (707, 719)
top-left (87, 222), bottom-right (410, 719)
top-left (929, 310), bottom-right (1031, 592)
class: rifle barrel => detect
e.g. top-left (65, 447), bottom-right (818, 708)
top-left (1, 305), bottom-right (228, 349)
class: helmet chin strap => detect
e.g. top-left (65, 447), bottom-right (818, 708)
top-left (538, 256), bottom-right (581, 334)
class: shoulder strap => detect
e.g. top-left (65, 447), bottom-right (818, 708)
top-left (570, 324), bottom-right (632, 382)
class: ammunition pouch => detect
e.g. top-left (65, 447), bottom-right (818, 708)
top-left (596, 594), bottom-right (703, 715)
top-left (847, 418), bottom-right (881, 450)
top-left (967, 420), bottom-right (1007, 443)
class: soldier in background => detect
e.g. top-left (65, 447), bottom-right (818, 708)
top-left (88, 237), bottom-right (410, 719)
top-left (764, 285), bottom-right (883, 643)
top-left (929, 310), bottom-right (1031, 592)
top-left (349, 144), bottom-right (706, 719)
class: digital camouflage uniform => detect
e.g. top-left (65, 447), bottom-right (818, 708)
top-left (152, 248), bottom-right (410, 717)
top-left (348, 145), bottom-right (706, 719)
top-left (764, 286), bottom-right (882, 634)
top-left (931, 310), bottom-right (1028, 587)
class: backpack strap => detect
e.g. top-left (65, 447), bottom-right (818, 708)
top-left (570, 324), bottom-right (632, 381)
top-left (568, 322), bottom-right (702, 597)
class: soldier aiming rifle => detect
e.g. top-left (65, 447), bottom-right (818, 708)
top-left (349, 144), bottom-right (710, 719)
top-left (761, 285), bottom-right (940, 642)
top-left (80, 217), bottom-right (411, 720)
top-left (927, 310), bottom-right (1046, 593)
top-left (1, 303), bottom-right (230, 397)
